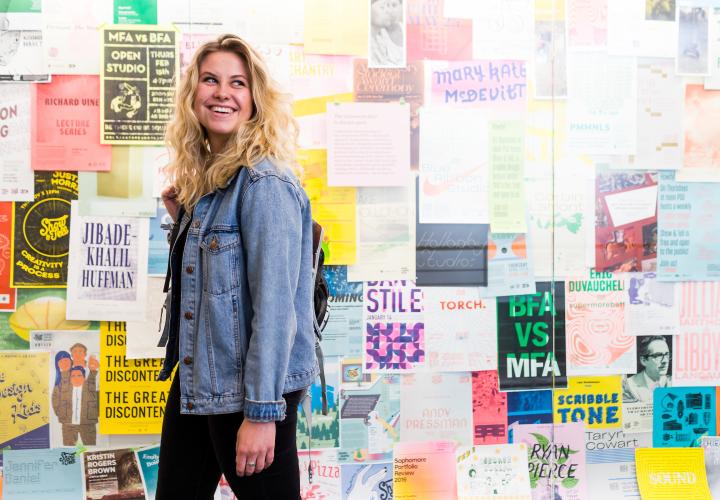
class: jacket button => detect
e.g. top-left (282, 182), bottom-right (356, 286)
top-left (184, 311), bottom-right (193, 320)
top-left (209, 239), bottom-right (218, 250)
top-left (186, 402), bottom-right (194, 410)
top-left (183, 356), bottom-right (192, 365)
top-left (186, 265), bottom-right (194, 274)
top-left (192, 220), bottom-right (200, 228)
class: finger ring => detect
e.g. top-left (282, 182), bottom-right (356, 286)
top-left (247, 463), bottom-right (256, 467)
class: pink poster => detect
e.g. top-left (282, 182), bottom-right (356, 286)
top-left (31, 75), bottom-right (111, 172)
top-left (407, 0), bottom-right (472, 61)
top-left (678, 281), bottom-right (720, 335)
top-left (674, 332), bottom-right (720, 386)
top-left (566, 276), bottom-right (636, 375)
top-left (0, 202), bottom-right (17, 311)
top-left (567, 0), bottom-right (608, 50)
top-left (429, 60), bottom-right (527, 112)
top-left (471, 370), bottom-right (507, 445)
top-left (673, 281), bottom-right (720, 386)
top-left (683, 84), bottom-right (720, 173)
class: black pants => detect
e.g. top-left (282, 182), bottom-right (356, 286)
top-left (156, 373), bottom-right (304, 499)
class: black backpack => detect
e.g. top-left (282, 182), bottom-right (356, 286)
top-left (311, 221), bottom-right (330, 416)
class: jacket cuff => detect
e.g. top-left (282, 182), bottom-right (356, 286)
top-left (244, 397), bottom-right (287, 422)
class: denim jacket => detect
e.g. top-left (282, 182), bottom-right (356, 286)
top-left (157, 158), bottom-right (319, 421)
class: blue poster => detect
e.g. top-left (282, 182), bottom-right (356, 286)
top-left (321, 265), bottom-right (363, 357)
top-left (657, 171), bottom-right (720, 281)
top-left (3, 448), bottom-right (82, 500)
top-left (136, 445), bottom-right (160, 500)
top-left (148, 201), bottom-right (171, 276)
top-left (341, 462), bottom-right (393, 499)
top-left (653, 386), bottom-right (716, 447)
top-left (507, 389), bottom-right (554, 427)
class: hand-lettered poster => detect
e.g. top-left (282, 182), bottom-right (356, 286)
top-left (11, 171), bottom-right (78, 288)
top-left (416, 212), bottom-right (489, 286)
top-left (511, 421), bottom-right (588, 500)
top-left (31, 75), bottom-right (111, 172)
top-left (426, 60), bottom-right (527, 115)
top-left (456, 443), bottom-right (531, 500)
top-left (595, 168), bottom-right (658, 273)
top-left (298, 449), bottom-right (341, 499)
top-left (101, 25), bottom-right (179, 144)
top-left (99, 322), bottom-right (171, 434)
top-left (66, 201), bottom-right (149, 321)
top-left (363, 280), bottom-right (425, 372)
top-left (498, 281), bottom-right (567, 391)
top-left (0, 351), bottom-right (50, 467)
top-left (0, 202), bottom-right (17, 310)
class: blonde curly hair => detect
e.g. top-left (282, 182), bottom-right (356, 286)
top-left (165, 34), bottom-right (299, 209)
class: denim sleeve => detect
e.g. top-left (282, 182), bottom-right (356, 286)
top-left (240, 175), bottom-right (303, 422)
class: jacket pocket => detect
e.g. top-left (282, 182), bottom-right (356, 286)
top-left (203, 292), bottom-right (245, 395)
top-left (200, 228), bottom-right (240, 295)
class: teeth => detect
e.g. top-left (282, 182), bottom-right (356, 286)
top-left (211, 106), bottom-right (233, 114)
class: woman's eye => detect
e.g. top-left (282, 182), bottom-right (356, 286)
top-left (233, 80), bottom-right (245, 87)
top-left (203, 76), bottom-right (217, 83)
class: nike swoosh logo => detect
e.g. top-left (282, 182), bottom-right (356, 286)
top-left (422, 163), bottom-right (485, 196)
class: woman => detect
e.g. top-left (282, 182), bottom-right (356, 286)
top-left (155, 34), bottom-right (318, 499)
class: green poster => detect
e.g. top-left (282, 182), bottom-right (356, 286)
top-left (0, 0), bottom-right (41, 13)
top-left (114, 0), bottom-right (157, 24)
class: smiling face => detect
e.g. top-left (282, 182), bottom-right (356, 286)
top-left (193, 51), bottom-right (254, 153)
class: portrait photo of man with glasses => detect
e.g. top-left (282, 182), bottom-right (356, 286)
top-left (622, 335), bottom-right (673, 403)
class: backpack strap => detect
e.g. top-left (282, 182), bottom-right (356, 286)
top-left (311, 221), bottom-right (329, 416)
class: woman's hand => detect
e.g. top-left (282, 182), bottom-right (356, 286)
top-left (235, 420), bottom-right (275, 476)
top-left (161, 185), bottom-right (180, 222)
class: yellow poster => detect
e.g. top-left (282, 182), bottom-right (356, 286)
top-left (635, 448), bottom-right (712, 499)
top-left (303, 0), bottom-right (368, 56)
top-left (554, 376), bottom-right (622, 429)
top-left (299, 149), bottom-right (357, 265)
top-left (0, 351), bottom-right (50, 452)
top-left (99, 322), bottom-right (170, 434)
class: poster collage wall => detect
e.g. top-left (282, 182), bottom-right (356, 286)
top-left (1, 0), bottom-right (720, 499)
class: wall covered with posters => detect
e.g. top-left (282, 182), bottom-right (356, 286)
top-left (1, 0), bottom-right (720, 499)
